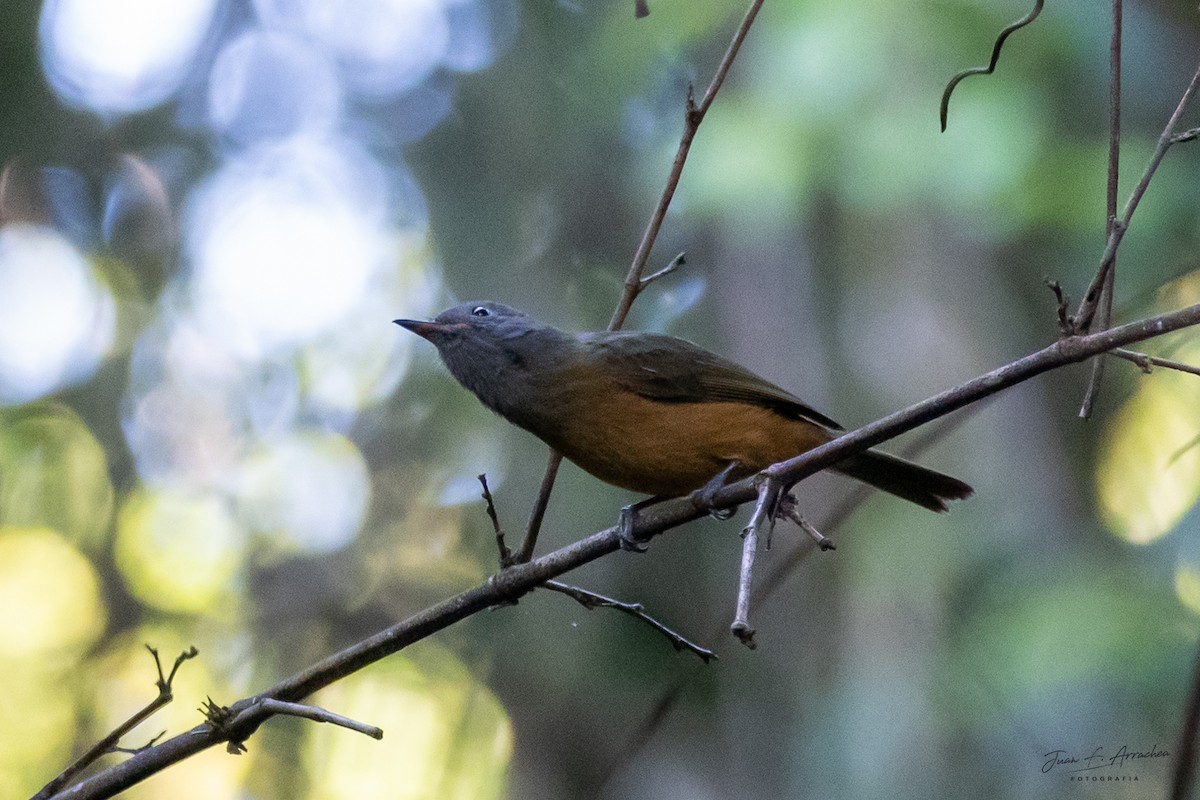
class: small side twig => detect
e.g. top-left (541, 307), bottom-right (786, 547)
top-left (32, 645), bottom-right (198, 800)
top-left (255, 699), bottom-right (383, 740)
top-left (477, 474), bottom-right (512, 566)
top-left (777, 498), bottom-right (836, 551)
top-left (731, 478), bottom-right (783, 648)
top-left (543, 580), bottom-right (717, 663)
top-left (1108, 348), bottom-right (1200, 377)
top-left (1044, 279), bottom-right (1072, 335)
top-left (638, 252), bottom-right (686, 291)
top-left (201, 696), bottom-right (382, 756)
top-left (1073, 61), bottom-right (1200, 333)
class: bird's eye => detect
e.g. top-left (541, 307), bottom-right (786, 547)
top-left (471, 306), bottom-right (491, 317)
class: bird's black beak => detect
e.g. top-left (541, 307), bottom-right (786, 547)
top-left (393, 318), bottom-right (445, 342)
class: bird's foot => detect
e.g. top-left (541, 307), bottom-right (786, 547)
top-left (618, 504), bottom-right (649, 553)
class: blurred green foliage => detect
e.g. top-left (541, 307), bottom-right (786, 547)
top-left (1, 1), bottom-right (1199, 799)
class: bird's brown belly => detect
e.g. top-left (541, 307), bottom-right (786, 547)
top-left (543, 391), bottom-right (832, 497)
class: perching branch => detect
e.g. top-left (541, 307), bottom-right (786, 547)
top-left (51, 301), bottom-right (1200, 800)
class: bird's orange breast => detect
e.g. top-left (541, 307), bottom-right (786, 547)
top-left (541, 380), bottom-right (831, 497)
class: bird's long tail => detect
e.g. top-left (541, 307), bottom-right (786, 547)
top-left (833, 450), bottom-right (973, 512)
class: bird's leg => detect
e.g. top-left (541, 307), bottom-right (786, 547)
top-left (776, 493), bottom-right (836, 551)
top-left (690, 461), bottom-right (743, 520)
top-left (617, 496), bottom-right (663, 553)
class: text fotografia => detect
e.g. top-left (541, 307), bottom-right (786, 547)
top-left (1042, 744), bottom-right (1169, 777)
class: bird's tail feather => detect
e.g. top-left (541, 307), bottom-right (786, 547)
top-left (833, 450), bottom-right (973, 512)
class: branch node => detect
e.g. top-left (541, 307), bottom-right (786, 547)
top-left (1044, 278), bottom-right (1074, 335)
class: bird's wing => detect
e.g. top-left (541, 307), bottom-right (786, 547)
top-left (578, 331), bottom-right (844, 431)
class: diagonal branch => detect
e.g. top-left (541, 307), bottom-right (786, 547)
top-left (1072, 61), bottom-right (1200, 333)
top-left (516, 0), bottom-right (767, 564)
top-left (51, 301), bottom-right (1200, 800)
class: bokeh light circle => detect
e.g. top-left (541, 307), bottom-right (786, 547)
top-left (0, 225), bottom-right (115, 404)
top-left (115, 486), bottom-right (244, 613)
top-left (187, 137), bottom-right (387, 359)
top-left (0, 526), bottom-right (106, 659)
top-left (40, 0), bottom-right (219, 113)
top-left (237, 431), bottom-right (370, 552)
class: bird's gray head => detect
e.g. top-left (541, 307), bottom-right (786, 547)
top-left (393, 301), bottom-right (577, 419)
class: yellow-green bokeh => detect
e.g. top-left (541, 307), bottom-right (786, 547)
top-left (115, 486), bottom-right (244, 613)
top-left (88, 628), bottom-right (252, 800)
top-left (305, 646), bottom-right (511, 800)
top-left (0, 525), bottom-right (105, 659)
top-left (1096, 341), bottom-right (1200, 544)
top-left (0, 402), bottom-right (114, 551)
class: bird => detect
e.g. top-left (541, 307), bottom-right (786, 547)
top-left (394, 302), bottom-right (972, 515)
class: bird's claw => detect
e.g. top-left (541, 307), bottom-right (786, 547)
top-left (618, 505), bottom-right (649, 553)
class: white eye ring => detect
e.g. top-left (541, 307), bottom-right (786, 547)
top-left (471, 306), bottom-right (491, 317)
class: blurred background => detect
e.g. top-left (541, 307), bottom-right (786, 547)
top-left (2, 0), bottom-right (1200, 798)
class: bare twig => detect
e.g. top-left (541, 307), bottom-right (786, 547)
top-left (1079, 0), bottom-right (1122, 419)
top-left (939, 0), bottom-right (1045, 132)
top-left (254, 699), bottom-right (383, 740)
top-left (1108, 348), bottom-right (1200, 377)
top-left (1171, 640), bottom-right (1200, 800)
top-left (608, 0), bottom-right (765, 332)
top-left (1073, 62), bottom-right (1200, 333)
top-left (518, 0), bottom-right (766, 564)
top-left (48, 304), bottom-right (1200, 800)
top-left (542, 581), bottom-right (717, 662)
top-left (639, 252), bottom-right (686, 290)
top-left (731, 478), bottom-right (783, 648)
top-left (514, 450), bottom-right (563, 564)
top-left (477, 474), bottom-right (512, 566)
top-left (33, 646), bottom-right (198, 800)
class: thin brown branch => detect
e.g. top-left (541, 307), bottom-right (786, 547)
top-left (48, 303), bottom-right (1200, 800)
top-left (520, 1), bottom-right (766, 564)
top-left (34, 646), bottom-right (197, 800)
top-left (254, 699), bottom-right (383, 740)
top-left (542, 580), bottom-right (717, 663)
top-left (1171, 640), bottom-right (1200, 800)
top-left (1109, 348), bottom-right (1200, 377)
top-left (1079, 0), bottom-right (1123, 418)
top-left (1073, 61), bottom-right (1200, 332)
top-left (477, 474), bottom-right (512, 566)
top-left (514, 449), bottom-right (562, 564)
top-left (607, 0), bottom-right (765, 332)
top-left (731, 478), bottom-right (785, 648)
